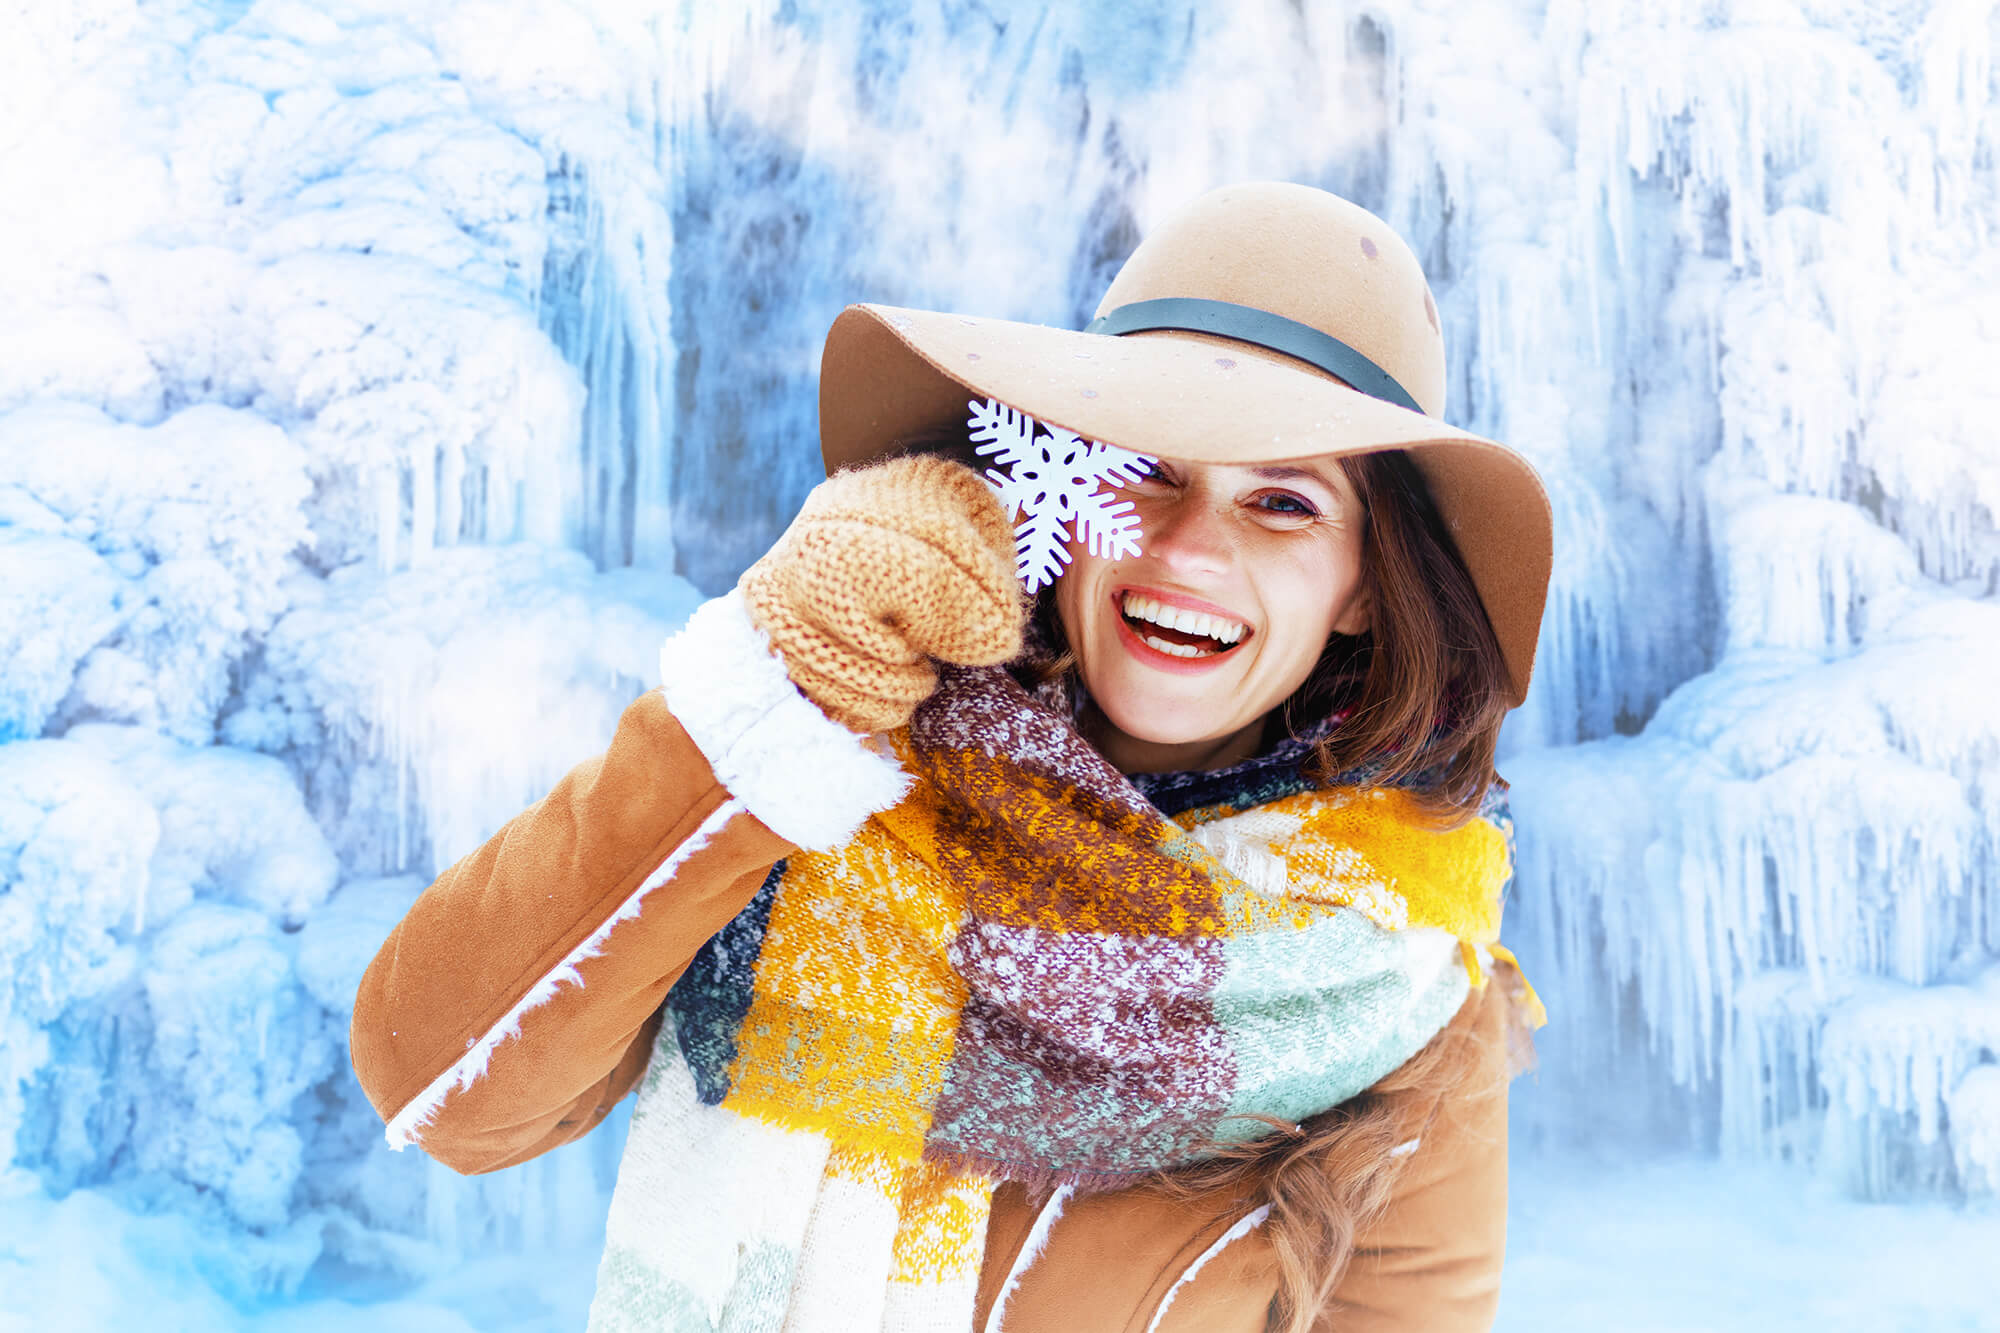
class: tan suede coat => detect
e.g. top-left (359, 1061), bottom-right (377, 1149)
top-left (352, 600), bottom-right (1516, 1333)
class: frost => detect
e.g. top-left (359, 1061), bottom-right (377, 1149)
top-left (1950, 1063), bottom-right (2000, 1197)
top-left (968, 396), bottom-right (1154, 592)
top-left (1, 0), bottom-right (1997, 1324)
top-left (294, 875), bottom-right (427, 1016)
top-left (1708, 475), bottom-right (1923, 657)
top-left (0, 741), bottom-right (155, 1158)
top-left (130, 902), bottom-right (339, 1232)
top-left (65, 725), bottom-right (341, 932)
top-left (225, 543), bottom-right (699, 872)
top-left (0, 533), bottom-right (127, 743)
top-left (0, 402), bottom-right (313, 743)
top-left (1510, 606), bottom-right (2000, 1190)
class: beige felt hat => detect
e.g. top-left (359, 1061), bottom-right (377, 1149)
top-left (818, 181), bottom-right (1553, 706)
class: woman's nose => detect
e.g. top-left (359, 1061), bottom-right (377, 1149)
top-left (1140, 492), bottom-right (1232, 577)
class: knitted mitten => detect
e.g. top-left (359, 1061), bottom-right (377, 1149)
top-left (740, 454), bottom-right (1025, 734)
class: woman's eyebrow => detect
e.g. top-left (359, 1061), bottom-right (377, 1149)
top-left (1251, 464), bottom-right (1339, 488)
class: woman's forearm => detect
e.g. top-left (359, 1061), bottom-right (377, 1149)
top-left (349, 590), bottom-right (910, 1174)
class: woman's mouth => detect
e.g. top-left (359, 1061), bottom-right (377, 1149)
top-left (1117, 591), bottom-right (1249, 660)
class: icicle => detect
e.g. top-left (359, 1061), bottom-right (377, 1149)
top-left (1709, 476), bottom-right (1920, 657)
top-left (1950, 1061), bottom-right (2000, 1197)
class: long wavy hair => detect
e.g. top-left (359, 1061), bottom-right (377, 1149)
top-left (897, 427), bottom-right (1529, 1327)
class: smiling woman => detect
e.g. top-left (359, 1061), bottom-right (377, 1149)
top-left (1048, 447), bottom-right (1512, 816)
top-left (351, 182), bottom-right (1554, 1333)
top-left (1058, 456), bottom-right (1374, 775)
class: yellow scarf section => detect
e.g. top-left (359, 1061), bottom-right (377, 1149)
top-left (699, 784), bottom-right (1543, 1298)
top-left (1178, 787), bottom-right (1546, 1021)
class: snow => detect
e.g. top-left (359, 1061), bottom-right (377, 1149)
top-left (1952, 1064), bottom-right (2000, 1197)
top-left (66, 725), bottom-right (341, 931)
top-left (291, 875), bottom-right (428, 1017)
top-left (0, 532), bottom-right (127, 744)
top-left (0, 402), bottom-right (312, 742)
top-left (1, 0), bottom-right (1995, 1326)
top-left (0, 741), bottom-right (157, 1161)
top-left (0, 1164), bottom-right (602, 1332)
top-left (223, 542), bottom-right (698, 872)
top-left (1498, 1146), bottom-right (2000, 1333)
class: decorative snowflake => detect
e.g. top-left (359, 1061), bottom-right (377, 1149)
top-left (966, 397), bottom-right (1155, 592)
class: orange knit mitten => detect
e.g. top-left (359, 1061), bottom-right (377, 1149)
top-left (739, 454), bottom-right (1025, 734)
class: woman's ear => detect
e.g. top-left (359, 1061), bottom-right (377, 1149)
top-left (1332, 587), bottom-right (1371, 638)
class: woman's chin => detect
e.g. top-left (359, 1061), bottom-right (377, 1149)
top-left (1081, 683), bottom-right (1264, 763)
top-left (1074, 620), bottom-right (1293, 769)
top-left (1080, 655), bottom-right (1262, 752)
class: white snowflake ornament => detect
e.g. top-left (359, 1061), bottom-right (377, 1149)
top-left (966, 397), bottom-right (1155, 592)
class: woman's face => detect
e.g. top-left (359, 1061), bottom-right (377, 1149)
top-left (1054, 456), bottom-right (1371, 775)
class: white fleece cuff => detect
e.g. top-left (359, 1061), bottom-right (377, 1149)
top-left (657, 590), bottom-right (911, 850)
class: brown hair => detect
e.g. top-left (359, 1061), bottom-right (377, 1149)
top-left (1288, 448), bottom-right (1513, 825)
top-left (1245, 450), bottom-right (1522, 1328)
top-left (1156, 964), bottom-right (1534, 1333)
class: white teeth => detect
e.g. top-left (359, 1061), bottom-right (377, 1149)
top-left (1140, 634), bottom-right (1209, 658)
top-left (1119, 593), bottom-right (1247, 646)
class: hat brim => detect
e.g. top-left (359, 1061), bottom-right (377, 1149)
top-left (819, 302), bottom-right (1553, 707)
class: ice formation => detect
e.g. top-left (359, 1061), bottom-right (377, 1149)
top-left (1, 0), bottom-right (1994, 1325)
top-left (3, 0), bottom-right (688, 1311)
top-left (1495, 0), bottom-right (1999, 1197)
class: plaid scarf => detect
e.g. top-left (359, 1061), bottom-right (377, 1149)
top-left (589, 664), bottom-right (1520, 1332)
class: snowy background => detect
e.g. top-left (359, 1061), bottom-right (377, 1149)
top-left (3, 0), bottom-right (1997, 1328)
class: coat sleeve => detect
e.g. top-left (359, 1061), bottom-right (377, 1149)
top-left (1317, 958), bottom-right (1527, 1333)
top-left (349, 590), bottom-right (912, 1175)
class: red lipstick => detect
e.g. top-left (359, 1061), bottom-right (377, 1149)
top-left (1108, 586), bottom-right (1251, 676)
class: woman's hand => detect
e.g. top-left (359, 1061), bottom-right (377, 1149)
top-left (740, 454), bottom-right (1025, 733)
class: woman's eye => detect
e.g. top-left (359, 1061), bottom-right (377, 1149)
top-left (1254, 491), bottom-right (1320, 517)
top-left (1128, 459), bottom-right (1173, 485)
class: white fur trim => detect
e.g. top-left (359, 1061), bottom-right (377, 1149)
top-left (657, 590), bottom-right (911, 851)
top-left (384, 798), bottom-right (745, 1149)
top-left (983, 1183), bottom-right (1074, 1333)
top-left (1144, 1204), bottom-right (1273, 1333)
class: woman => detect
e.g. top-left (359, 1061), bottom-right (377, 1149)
top-left (352, 182), bottom-right (1553, 1333)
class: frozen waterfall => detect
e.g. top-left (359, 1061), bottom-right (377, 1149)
top-left (1, 0), bottom-right (1995, 1326)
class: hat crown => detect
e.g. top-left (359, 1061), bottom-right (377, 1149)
top-left (1093, 183), bottom-right (1447, 418)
